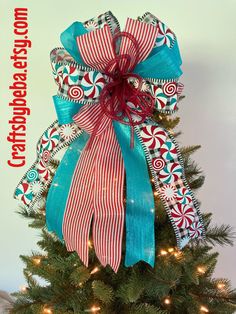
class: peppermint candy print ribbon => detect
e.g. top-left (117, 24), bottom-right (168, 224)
top-left (136, 122), bottom-right (205, 248)
top-left (14, 121), bottom-right (82, 209)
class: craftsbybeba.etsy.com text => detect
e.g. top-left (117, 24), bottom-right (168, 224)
top-left (7, 7), bottom-right (31, 167)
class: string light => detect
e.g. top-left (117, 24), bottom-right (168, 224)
top-left (197, 266), bottom-right (206, 274)
top-left (168, 247), bottom-right (174, 253)
top-left (153, 191), bottom-right (158, 196)
top-left (200, 305), bottom-right (209, 313)
top-left (33, 257), bottom-right (41, 265)
top-left (19, 285), bottom-right (28, 292)
top-left (160, 249), bottom-right (168, 256)
top-left (43, 307), bottom-right (53, 314)
top-left (217, 283), bottom-right (226, 290)
top-left (173, 250), bottom-right (182, 258)
top-left (88, 240), bottom-right (93, 248)
top-left (90, 267), bottom-right (99, 274)
top-left (164, 297), bottom-right (171, 305)
top-left (150, 178), bottom-right (155, 183)
top-left (85, 306), bottom-right (101, 312)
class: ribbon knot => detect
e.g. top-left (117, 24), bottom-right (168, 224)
top-left (94, 31), bottom-right (155, 148)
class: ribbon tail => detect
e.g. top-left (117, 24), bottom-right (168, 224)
top-left (93, 124), bottom-right (125, 272)
top-left (113, 122), bottom-right (155, 268)
top-left (136, 122), bottom-right (206, 249)
top-left (62, 136), bottom-right (98, 267)
top-left (46, 132), bottom-right (89, 239)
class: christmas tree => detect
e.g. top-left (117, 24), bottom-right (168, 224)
top-left (11, 111), bottom-right (236, 314)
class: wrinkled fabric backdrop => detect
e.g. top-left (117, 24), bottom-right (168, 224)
top-left (0, 0), bottom-right (235, 292)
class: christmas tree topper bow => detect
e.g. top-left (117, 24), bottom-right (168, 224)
top-left (14, 12), bottom-right (205, 272)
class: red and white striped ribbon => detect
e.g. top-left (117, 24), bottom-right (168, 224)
top-left (63, 103), bottom-right (124, 272)
top-left (119, 18), bottom-right (159, 71)
top-left (77, 25), bottom-right (116, 73)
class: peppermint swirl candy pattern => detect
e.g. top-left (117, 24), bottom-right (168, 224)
top-left (84, 20), bottom-right (98, 31)
top-left (51, 63), bottom-right (63, 87)
top-left (15, 182), bottom-right (33, 205)
top-left (68, 86), bottom-right (84, 100)
top-left (81, 71), bottom-right (105, 98)
top-left (159, 184), bottom-right (177, 201)
top-left (160, 140), bottom-right (178, 161)
top-left (163, 82), bottom-right (177, 97)
top-left (41, 128), bottom-right (60, 151)
top-left (37, 160), bottom-right (50, 181)
top-left (176, 187), bottom-right (193, 205)
top-left (156, 21), bottom-right (175, 48)
top-left (171, 203), bottom-right (195, 229)
top-left (189, 221), bottom-right (203, 238)
top-left (59, 124), bottom-right (77, 141)
top-left (36, 141), bottom-right (42, 154)
top-left (133, 79), bottom-right (150, 92)
top-left (168, 96), bottom-right (178, 111)
top-left (141, 125), bottom-right (168, 150)
top-left (152, 86), bottom-right (167, 110)
top-left (159, 162), bottom-right (182, 184)
top-left (152, 157), bottom-right (165, 171)
top-left (30, 180), bottom-right (43, 195)
top-left (63, 65), bottom-right (79, 85)
top-left (26, 169), bottom-right (39, 182)
top-left (126, 101), bottom-right (142, 123)
top-left (42, 150), bottom-right (51, 163)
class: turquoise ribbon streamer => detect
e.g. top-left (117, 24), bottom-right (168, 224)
top-left (53, 95), bottom-right (83, 125)
top-left (46, 131), bottom-right (89, 239)
top-left (46, 96), bottom-right (89, 239)
top-left (113, 122), bottom-right (155, 267)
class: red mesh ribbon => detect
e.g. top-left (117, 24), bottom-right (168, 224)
top-left (89, 31), bottom-right (155, 148)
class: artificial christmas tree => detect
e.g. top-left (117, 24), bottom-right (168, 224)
top-left (12, 11), bottom-right (236, 314)
top-left (11, 114), bottom-right (236, 313)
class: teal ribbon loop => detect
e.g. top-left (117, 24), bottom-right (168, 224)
top-left (113, 122), bottom-right (155, 267)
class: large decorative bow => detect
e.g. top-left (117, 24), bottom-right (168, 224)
top-left (14, 12), bottom-right (205, 272)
